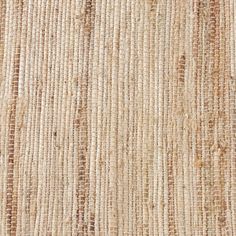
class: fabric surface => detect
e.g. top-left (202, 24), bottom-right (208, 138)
top-left (0, 0), bottom-right (236, 235)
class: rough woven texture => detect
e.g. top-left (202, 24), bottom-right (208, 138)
top-left (0, 0), bottom-right (236, 235)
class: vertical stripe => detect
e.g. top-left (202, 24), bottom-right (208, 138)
top-left (75, 0), bottom-right (95, 235)
top-left (6, 1), bottom-right (23, 235)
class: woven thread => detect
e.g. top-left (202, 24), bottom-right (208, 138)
top-left (0, 0), bottom-right (236, 235)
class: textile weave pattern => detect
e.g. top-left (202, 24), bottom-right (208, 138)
top-left (0, 0), bottom-right (236, 235)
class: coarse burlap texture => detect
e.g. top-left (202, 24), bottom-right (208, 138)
top-left (0, 0), bottom-right (236, 235)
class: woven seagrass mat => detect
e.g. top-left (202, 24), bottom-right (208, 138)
top-left (0, 0), bottom-right (236, 235)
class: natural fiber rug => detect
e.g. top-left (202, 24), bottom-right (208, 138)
top-left (0, 0), bottom-right (236, 235)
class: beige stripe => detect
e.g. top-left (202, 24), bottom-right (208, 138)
top-left (0, 0), bottom-right (235, 235)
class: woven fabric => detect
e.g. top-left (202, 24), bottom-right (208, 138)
top-left (0, 0), bottom-right (236, 235)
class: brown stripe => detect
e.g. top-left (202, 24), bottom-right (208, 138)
top-left (6, 1), bottom-right (23, 235)
top-left (192, 1), bottom-right (205, 233)
top-left (167, 151), bottom-right (177, 235)
top-left (178, 55), bottom-right (185, 83)
top-left (207, 1), bottom-right (221, 233)
top-left (165, 55), bottom-right (186, 236)
top-left (6, 45), bottom-right (20, 236)
top-left (76, 0), bottom-right (95, 235)
top-left (209, 0), bottom-right (228, 233)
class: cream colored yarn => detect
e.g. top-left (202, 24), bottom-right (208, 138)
top-left (0, 0), bottom-right (236, 235)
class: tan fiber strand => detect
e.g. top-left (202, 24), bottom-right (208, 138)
top-left (0, 0), bottom-right (236, 235)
